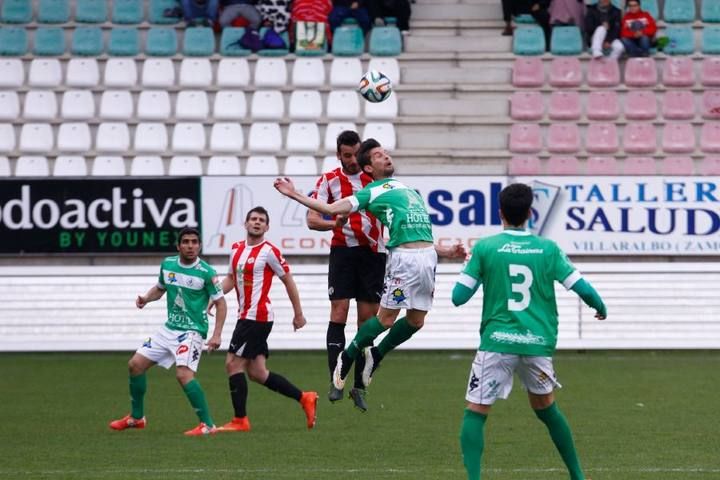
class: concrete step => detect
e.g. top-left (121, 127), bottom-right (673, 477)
top-left (412, 4), bottom-right (502, 21)
top-left (404, 35), bottom-right (511, 53)
top-left (401, 97), bottom-right (508, 116)
top-left (402, 66), bottom-right (511, 84)
top-left (397, 124), bottom-right (508, 150)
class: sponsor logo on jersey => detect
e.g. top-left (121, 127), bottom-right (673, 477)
top-left (177, 333), bottom-right (188, 342)
top-left (176, 345), bottom-right (189, 355)
top-left (490, 330), bottom-right (546, 346)
top-left (391, 288), bottom-right (406, 304)
top-left (497, 242), bottom-right (544, 255)
top-left (168, 272), bottom-right (178, 283)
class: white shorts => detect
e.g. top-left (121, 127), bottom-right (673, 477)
top-left (135, 326), bottom-right (205, 372)
top-left (465, 350), bottom-right (561, 405)
top-left (380, 246), bottom-right (437, 311)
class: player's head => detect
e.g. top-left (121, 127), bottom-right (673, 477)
top-left (499, 183), bottom-right (533, 227)
top-left (245, 206), bottom-right (270, 239)
top-left (358, 138), bottom-right (394, 180)
top-left (336, 130), bottom-right (361, 175)
top-left (176, 227), bottom-right (201, 263)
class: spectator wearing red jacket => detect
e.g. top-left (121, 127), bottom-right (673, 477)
top-left (619, 0), bottom-right (656, 57)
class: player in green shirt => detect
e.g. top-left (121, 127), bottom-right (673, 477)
top-left (452, 183), bottom-right (606, 480)
top-left (109, 227), bottom-right (228, 436)
top-left (275, 139), bottom-right (465, 398)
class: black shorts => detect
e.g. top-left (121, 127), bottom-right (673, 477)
top-left (328, 246), bottom-right (387, 303)
top-left (228, 320), bottom-right (273, 359)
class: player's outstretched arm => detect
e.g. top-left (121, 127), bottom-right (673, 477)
top-left (136, 285), bottom-right (165, 309)
top-left (570, 278), bottom-right (607, 320)
top-left (274, 177), bottom-right (353, 217)
top-left (435, 243), bottom-right (467, 260)
top-left (206, 297), bottom-right (227, 352)
top-left (451, 273), bottom-right (481, 307)
top-left (279, 272), bottom-right (306, 331)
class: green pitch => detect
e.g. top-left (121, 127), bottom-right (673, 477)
top-left (1, 351), bottom-right (718, 479)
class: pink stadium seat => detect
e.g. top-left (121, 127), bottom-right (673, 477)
top-left (700, 57), bottom-right (720, 87)
top-left (548, 91), bottom-right (581, 120)
top-left (699, 156), bottom-right (720, 175)
top-left (586, 123), bottom-right (619, 154)
top-left (512, 57), bottom-right (544, 87)
top-left (587, 58), bottom-right (620, 87)
top-left (510, 91), bottom-right (544, 121)
top-left (586, 156), bottom-right (620, 175)
top-left (508, 155), bottom-right (542, 175)
top-left (700, 123), bottom-right (720, 152)
top-left (701, 91), bottom-right (720, 119)
top-left (547, 124), bottom-right (580, 153)
top-left (660, 156), bottom-right (694, 175)
top-left (623, 157), bottom-right (657, 175)
top-left (549, 57), bottom-right (582, 87)
top-left (662, 123), bottom-right (695, 153)
top-left (624, 123), bottom-right (657, 154)
top-left (509, 124), bottom-right (542, 153)
top-left (662, 57), bottom-right (695, 87)
top-left (587, 91), bottom-right (620, 120)
top-left (662, 91), bottom-right (695, 120)
top-left (546, 156), bottom-right (581, 174)
top-left (625, 91), bottom-right (657, 120)
top-left (624, 58), bottom-right (658, 87)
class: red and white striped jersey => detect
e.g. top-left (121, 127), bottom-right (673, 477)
top-left (311, 167), bottom-right (386, 252)
top-left (228, 240), bottom-right (289, 322)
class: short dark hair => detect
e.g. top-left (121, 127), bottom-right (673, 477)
top-left (499, 183), bottom-right (533, 226)
top-left (358, 138), bottom-right (381, 173)
top-left (245, 206), bottom-right (270, 225)
top-left (627, 0), bottom-right (640, 5)
top-left (177, 227), bottom-right (201, 245)
top-left (336, 130), bottom-right (361, 153)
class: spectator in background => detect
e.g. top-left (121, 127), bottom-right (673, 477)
top-left (367, 0), bottom-right (411, 33)
top-left (181, 0), bottom-right (219, 25)
top-left (620, 0), bottom-right (656, 57)
top-left (549, 0), bottom-right (585, 30)
top-left (585, 0), bottom-right (623, 59)
top-left (218, 0), bottom-right (263, 30)
top-left (329, 0), bottom-right (371, 33)
top-left (258, 0), bottom-right (292, 32)
top-left (501, 0), bottom-right (550, 38)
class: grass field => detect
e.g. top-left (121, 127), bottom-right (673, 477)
top-left (1, 351), bottom-right (718, 480)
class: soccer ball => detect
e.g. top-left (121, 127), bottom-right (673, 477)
top-left (358, 70), bottom-right (393, 103)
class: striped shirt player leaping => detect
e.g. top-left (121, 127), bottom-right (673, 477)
top-left (307, 130), bottom-right (386, 411)
top-left (275, 138), bottom-right (466, 405)
top-left (215, 206), bottom-right (318, 433)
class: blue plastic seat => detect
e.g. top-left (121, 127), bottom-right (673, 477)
top-left (34, 27), bottom-right (65, 56)
top-left (664, 0), bottom-right (696, 22)
top-left (703, 26), bottom-right (720, 53)
top-left (146, 27), bottom-right (178, 56)
top-left (220, 27), bottom-right (252, 56)
top-left (71, 26), bottom-right (104, 56)
top-left (513, 26), bottom-right (545, 55)
top-left (112, 0), bottom-right (144, 24)
top-left (369, 26), bottom-right (402, 56)
top-left (258, 27), bottom-right (290, 56)
top-left (703, 0), bottom-right (720, 22)
top-left (38, 0), bottom-right (70, 23)
top-left (1, 0), bottom-right (32, 23)
top-left (109, 28), bottom-right (140, 56)
top-left (0, 27), bottom-right (28, 55)
top-left (664, 25), bottom-right (695, 54)
top-left (641, 0), bottom-right (661, 19)
top-left (515, 14), bottom-right (536, 24)
top-left (75, 0), bottom-right (107, 23)
top-left (551, 26), bottom-right (583, 55)
top-left (183, 27), bottom-right (215, 56)
top-left (149, 0), bottom-right (181, 24)
top-left (331, 25), bottom-right (364, 56)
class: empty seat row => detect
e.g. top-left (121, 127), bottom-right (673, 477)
top-left (508, 155), bottom-right (720, 175)
top-left (0, 122), bottom-right (397, 154)
top-left (511, 90), bottom-right (720, 121)
top-left (509, 122), bottom-right (720, 154)
top-left (1, 0), bottom-right (181, 24)
top-left (0, 57), bottom-right (400, 88)
top-left (513, 56), bottom-right (720, 88)
top-left (0, 89), bottom-right (398, 121)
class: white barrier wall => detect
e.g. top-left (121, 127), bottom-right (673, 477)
top-left (1, 263), bottom-right (719, 351)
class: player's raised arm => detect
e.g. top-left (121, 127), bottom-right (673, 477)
top-left (279, 272), bottom-right (306, 331)
top-left (274, 177), bottom-right (353, 217)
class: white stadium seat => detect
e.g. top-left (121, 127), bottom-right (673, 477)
top-left (245, 156), bottom-right (279, 175)
top-left (213, 91), bottom-right (247, 120)
top-left (172, 123), bottom-right (206, 153)
top-left (0, 92), bottom-right (20, 121)
top-left (209, 123), bottom-right (244, 152)
top-left (368, 57), bottom-right (400, 84)
top-left (130, 156), bottom-right (165, 176)
top-left (286, 122), bottom-right (320, 152)
top-left (175, 91), bottom-right (209, 120)
top-left (57, 123), bottom-right (92, 152)
top-left (324, 122), bottom-right (356, 151)
top-left (96, 123), bottom-right (130, 152)
top-left (207, 156), bottom-right (241, 175)
top-left (364, 93), bottom-right (398, 119)
top-left (23, 90), bottom-right (58, 120)
top-left (0, 124), bottom-right (16, 152)
top-left (179, 58), bottom-right (212, 87)
top-left (330, 58), bottom-right (362, 87)
top-left (99, 90), bottom-right (134, 120)
top-left (134, 123), bottom-right (169, 153)
top-left (248, 123), bottom-right (282, 152)
top-left (0, 156), bottom-right (10, 176)
top-left (326, 90), bottom-right (360, 119)
top-left (284, 156), bottom-right (317, 175)
top-left (137, 91), bottom-right (171, 120)
top-left (142, 59), bottom-right (175, 87)
top-left (91, 156), bottom-right (126, 176)
top-left (20, 124), bottom-right (53, 152)
top-left (53, 156), bottom-right (87, 176)
top-left (321, 155), bottom-right (340, 172)
top-left (250, 90), bottom-right (284, 120)
top-left (288, 90), bottom-right (322, 120)
top-left (217, 58), bottom-right (250, 87)
top-left (0, 59), bottom-right (24, 88)
top-left (61, 91), bottom-right (95, 120)
top-left (28, 59), bottom-right (62, 87)
top-left (363, 123), bottom-right (397, 150)
top-left (104, 58), bottom-right (138, 88)
top-left (15, 156), bottom-right (49, 176)
top-left (169, 156), bottom-right (203, 176)
top-left (254, 58), bottom-right (287, 87)
top-left (292, 58), bottom-right (325, 87)
top-left (66, 58), bottom-right (100, 87)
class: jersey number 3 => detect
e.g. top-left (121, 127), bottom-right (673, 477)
top-left (508, 264), bottom-right (533, 312)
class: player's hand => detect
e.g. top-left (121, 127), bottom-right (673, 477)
top-left (136, 295), bottom-right (147, 309)
top-left (449, 243), bottom-right (467, 259)
top-left (206, 334), bottom-right (222, 352)
top-left (292, 314), bottom-right (307, 331)
top-left (595, 312), bottom-right (607, 320)
top-left (335, 214), bottom-right (349, 227)
top-left (273, 177), bottom-right (296, 197)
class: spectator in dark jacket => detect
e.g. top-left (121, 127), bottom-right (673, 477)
top-left (586, 0), bottom-right (623, 59)
top-left (620, 0), bottom-right (657, 57)
top-left (367, 0), bottom-right (411, 33)
top-left (501, 0), bottom-right (550, 43)
top-left (329, 0), bottom-right (371, 33)
top-left (181, 0), bottom-right (219, 25)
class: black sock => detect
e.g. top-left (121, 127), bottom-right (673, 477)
top-left (263, 371), bottom-right (302, 401)
top-left (326, 322), bottom-right (346, 381)
top-left (354, 348), bottom-right (367, 389)
top-left (228, 373), bottom-right (248, 418)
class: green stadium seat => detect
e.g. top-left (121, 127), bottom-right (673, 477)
top-left (664, 0), bottom-right (696, 22)
top-left (703, 0), bottom-right (720, 22)
top-left (642, 0), bottom-right (661, 20)
top-left (664, 25), bottom-right (695, 54)
top-left (0, 27), bottom-right (28, 55)
top-left (551, 26), bottom-right (582, 55)
top-left (1, 0), bottom-right (32, 23)
top-left (513, 26), bottom-right (545, 55)
top-left (33, 27), bottom-right (66, 56)
top-left (149, 0), bottom-right (182, 24)
top-left (258, 27), bottom-right (290, 56)
top-left (109, 27), bottom-right (140, 56)
top-left (183, 27), bottom-right (215, 56)
top-left (220, 27), bottom-right (252, 56)
top-left (75, 0), bottom-right (108, 23)
top-left (515, 14), bottom-right (536, 24)
top-left (112, 0), bottom-right (144, 24)
top-left (369, 26), bottom-right (402, 56)
top-left (146, 27), bottom-right (178, 56)
top-left (703, 26), bottom-right (720, 53)
top-left (38, 0), bottom-right (70, 23)
top-left (71, 26), bottom-right (104, 56)
top-left (331, 25), bottom-right (364, 56)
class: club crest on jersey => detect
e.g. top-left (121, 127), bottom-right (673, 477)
top-left (247, 257), bottom-right (255, 264)
top-left (176, 345), bottom-right (189, 355)
top-left (382, 183), bottom-right (396, 190)
top-left (391, 288), bottom-right (406, 304)
top-left (168, 272), bottom-right (178, 283)
top-left (142, 338), bottom-right (152, 348)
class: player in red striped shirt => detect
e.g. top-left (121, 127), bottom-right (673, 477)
top-left (216, 206), bottom-right (318, 432)
top-left (308, 130), bottom-right (386, 412)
